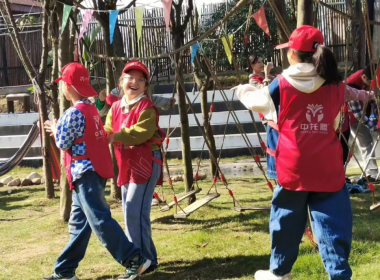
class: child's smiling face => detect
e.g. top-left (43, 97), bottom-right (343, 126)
top-left (121, 69), bottom-right (147, 98)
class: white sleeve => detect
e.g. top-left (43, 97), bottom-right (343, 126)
top-left (236, 84), bottom-right (278, 123)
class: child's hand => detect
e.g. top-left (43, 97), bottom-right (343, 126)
top-left (99, 90), bottom-right (107, 102)
top-left (108, 134), bottom-right (115, 144)
top-left (265, 62), bottom-right (273, 77)
top-left (44, 119), bottom-right (57, 138)
top-left (170, 97), bottom-right (176, 108)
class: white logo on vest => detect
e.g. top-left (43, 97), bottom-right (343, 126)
top-left (93, 115), bottom-right (103, 138)
top-left (301, 104), bottom-right (329, 134)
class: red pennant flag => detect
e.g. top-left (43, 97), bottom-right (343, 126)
top-left (253, 5), bottom-right (270, 37)
top-left (244, 35), bottom-right (249, 44)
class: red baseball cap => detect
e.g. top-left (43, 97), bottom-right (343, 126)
top-left (121, 61), bottom-right (150, 81)
top-left (55, 63), bottom-right (97, 97)
top-left (275, 25), bottom-right (324, 52)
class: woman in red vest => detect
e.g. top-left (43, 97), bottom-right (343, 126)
top-left (105, 61), bottom-right (165, 277)
top-left (234, 26), bottom-right (372, 280)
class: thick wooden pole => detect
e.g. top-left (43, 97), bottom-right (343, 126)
top-left (57, 1), bottom-right (73, 221)
top-left (297, 0), bottom-right (314, 27)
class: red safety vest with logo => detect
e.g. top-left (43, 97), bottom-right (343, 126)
top-left (63, 102), bottom-right (114, 190)
top-left (275, 75), bottom-right (346, 192)
top-left (111, 97), bottom-right (165, 186)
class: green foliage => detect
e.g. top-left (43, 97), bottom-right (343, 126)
top-left (198, 0), bottom-right (296, 70)
top-left (82, 25), bottom-right (102, 71)
top-left (15, 15), bottom-right (37, 32)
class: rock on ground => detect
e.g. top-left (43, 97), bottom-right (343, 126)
top-left (27, 172), bottom-right (42, 180)
top-left (7, 178), bottom-right (21, 187)
top-left (194, 173), bottom-right (207, 181)
top-left (21, 178), bottom-right (33, 186)
top-left (0, 176), bottom-right (13, 185)
top-left (172, 175), bottom-right (184, 182)
top-left (31, 178), bottom-right (42, 185)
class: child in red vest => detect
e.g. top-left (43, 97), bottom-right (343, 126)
top-left (43, 63), bottom-right (151, 280)
top-left (104, 61), bottom-right (165, 276)
top-left (235, 26), bottom-right (373, 280)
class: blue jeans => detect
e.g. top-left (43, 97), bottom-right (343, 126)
top-left (54, 171), bottom-right (140, 275)
top-left (121, 150), bottom-right (162, 266)
top-left (270, 184), bottom-right (352, 280)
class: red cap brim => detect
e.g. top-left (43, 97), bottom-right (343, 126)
top-left (275, 42), bottom-right (290, 50)
top-left (122, 65), bottom-right (150, 80)
top-left (71, 84), bottom-right (98, 97)
top-left (55, 77), bottom-right (62, 83)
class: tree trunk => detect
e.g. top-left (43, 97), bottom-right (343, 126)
top-left (100, 14), bottom-right (120, 200)
top-left (39, 0), bottom-right (55, 199)
top-left (297, 0), bottom-right (313, 27)
top-left (57, 2), bottom-right (73, 221)
top-left (273, 0), bottom-right (290, 68)
top-left (355, 0), bottom-right (366, 69)
top-left (173, 31), bottom-right (194, 195)
top-left (113, 26), bottom-right (126, 72)
top-left (50, 11), bottom-right (60, 120)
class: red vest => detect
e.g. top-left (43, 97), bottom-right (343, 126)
top-left (111, 98), bottom-right (165, 186)
top-left (63, 102), bottom-right (114, 190)
top-left (275, 75), bottom-right (346, 192)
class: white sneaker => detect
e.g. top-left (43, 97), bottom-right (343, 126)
top-left (254, 270), bottom-right (291, 280)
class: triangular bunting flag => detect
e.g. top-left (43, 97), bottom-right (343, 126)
top-left (253, 5), bottom-right (270, 37)
top-left (79, 10), bottom-right (93, 41)
top-left (190, 43), bottom-right (199, 65)
top-left (61, 4), bottom-right (73, 35)
top-left (221, 35), bottom-right (233, 65)
top-left (135, 5), bottom-right (145, 54)
top-left (162, 0), bottom-right (172, 31)
top-left (109, 10), bottom-right (120, 44)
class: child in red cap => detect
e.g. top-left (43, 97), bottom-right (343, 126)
top-left (234, 26), bottom-right (373, 280)
top-left (43, 62), bottom-right (151, 280)
top-left (104, 61), bottom-right (165, 276)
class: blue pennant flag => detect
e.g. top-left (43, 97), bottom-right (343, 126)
top-left (109, 10), bottom-right (120, 44)
top-left (190, 43), bottom-right (199, 65)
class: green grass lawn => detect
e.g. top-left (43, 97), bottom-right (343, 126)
top-left (1, 167), bottom-right (380, 280)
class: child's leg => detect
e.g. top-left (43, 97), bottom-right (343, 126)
top-left (308, 186), bottom-right (352, 280)
top-left (123, 151), bottom-right (162, 266)
top-left (54, 191), bottom-right (92, 276)
top-left (76, 170), bottom-right (141, 266)
top-left (270, 185), bottom-right (308, 276)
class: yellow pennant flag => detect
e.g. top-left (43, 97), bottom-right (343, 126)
top-left (135, 6), bottom-right (145, 54)
top-left (221, 34), bottom-right (234, 65)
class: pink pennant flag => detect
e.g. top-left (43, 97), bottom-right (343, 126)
top-left (253, 5), bottom-right (270, 37)
top-left (79, 10), bottom-right (93, 41)
top-left (162, 0), bottom-right (172, 31)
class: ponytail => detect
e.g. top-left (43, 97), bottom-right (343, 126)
top-left (293, 45), bottom-right (341, 85)
top-left (312, 45), bottom-right (341, 85)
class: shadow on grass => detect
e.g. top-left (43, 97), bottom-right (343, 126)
top-left (85, 255), bottom-right (270, 280)
top-left (152, 209), bottom-right (269, 233)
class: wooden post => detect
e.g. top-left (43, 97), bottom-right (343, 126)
top-left (297, 0), bottom-right (314, 27)
top-left (171, 0), bottom-right (195, 199)
top-left (57, 1), bottom-right (73, 221)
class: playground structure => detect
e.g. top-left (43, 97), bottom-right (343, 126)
top-left (0, 0), bottom-right (380, 227)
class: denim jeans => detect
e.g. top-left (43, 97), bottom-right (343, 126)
top-left (121, 150), bottom-right (162, 266)
top-left (54, 171), bottom-right (140, 275)
top-left (270, 184), bottom-right (352, 280)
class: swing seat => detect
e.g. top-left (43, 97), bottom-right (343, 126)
top-left (159, 188), bottom-right (202, 212)
top-left (370, 202), bottom-right (380, 211)
top-left (233, 206), bottom-right (271, 212)
top-left (174, 193), bottom-right (220, 219)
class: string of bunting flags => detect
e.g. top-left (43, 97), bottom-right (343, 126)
top-left (60, 0), bottom-right (270, 63)
top-left (191, 2), bottom-right (270, 66)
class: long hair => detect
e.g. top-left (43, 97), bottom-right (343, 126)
top-left (293, 45), bottom-right (341, 85)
